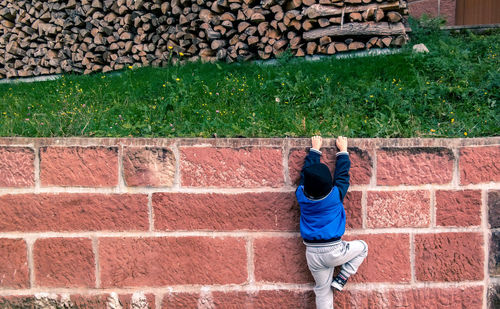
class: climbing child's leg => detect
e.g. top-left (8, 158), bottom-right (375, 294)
top-left (331, 240), bottom-right (368, 291)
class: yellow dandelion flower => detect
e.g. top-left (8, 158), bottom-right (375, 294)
top-left (168, 46), bottom-right (173, 50)
top-left (430, 129), bottom-right (436, 132)
top-left (464, 132), bottom-right (468, 136)
top-left (179, 52), bottom-right (184, 56)
top-left (451, 118), bottom-right (454, 123)
top-left (128, 65), bottom-right (133, 69)
top-left (163, 84), bottom-right (166, 87)
top-left (176, 78), bottom-right (180, 82)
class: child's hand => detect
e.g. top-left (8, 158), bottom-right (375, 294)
top-left (336, 136), bottom-right (347, 152)
top-left (311, 135), bottom-right (322, 151)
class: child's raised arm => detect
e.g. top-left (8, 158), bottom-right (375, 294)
top-left (333, 136), bottom-right (351, 201)
top-left (299, 136), bottom-right (322, 186)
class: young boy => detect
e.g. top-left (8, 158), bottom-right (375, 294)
top-left (296, 136), bottom-right (368, 309)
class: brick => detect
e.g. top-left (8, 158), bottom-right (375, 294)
top-left (0, 239), bottom-right (29, 288)
top-left (99, 237), bottom-right (247, 287)
top-left (288, 147), bottom-right (372, 186)
top-left (161, 292), bottom-right (199, 309)
top-left (489, 284), bottom-right (500, 309)
top-left (415, 232), bottom-right (484, 281)
top-left (34, 238), bottom-right (95, 287)
top-left (180, 147), bottom-right (283, 187)
top-left (367, 191), bottom-right (430, 228)
top-left (0, 193), bottom-right (148, 232)
top-left (123, 147), bottom-right (175, 187)
top-left (440, 0), bottom-right (456, 25)
top-left (344, 234), bottom-right (410, 283)
top-left (344, 191), bottom-right (362, 229)
top-left (490, 231), bottom-right (500, 277)
top-left (212, 290), bottom-right (315, 309)
top-left (489, 190), bottom-right (500, 228)
top-left (408, 0), bottom-right (439, 19)
top-left (40, 146), bottom-right (118, 186)
top-left (0, 295), bottom-right (74, 309)
top-left (0, 147), bottom-right (34, 187)
top-left (377, 147), bottom-right (454, 185)
top-left (436, 190), bottom-right (481, 227)
top-left (69, 295), bottom-right (109, 309)
top-left (336, 286), bottom-right (483, 308)
top-left (254, 237), bottom-right (312, 283)
top-left (460, 146), bottom-right (500, 184)
top-left (153, 192), bottom-right (299, 231)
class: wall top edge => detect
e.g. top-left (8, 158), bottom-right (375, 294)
top-left (0, 137), bottom-right (498, 148)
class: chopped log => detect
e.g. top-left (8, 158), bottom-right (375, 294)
top-left (375, 9), bottom-right (384, 22)
top-left (348, 41), bottom-right (365, 50)
top-left (295, 47), bottom-right (305, 57)
top-left (303, 0), bottom-right (316, 6)
top-left (326, 42), bottom-right (336, 54)
top-left (392, 35), bottom-right (406, 46)
top-left (306, 42), bottom-right (317, 55)
top-left (286, 0), bottom-right (302, 10)
top-left (362, 7), bottom-right (376, 21)
top-left (290, 36), bottom-right (301, 49)
top-left (248, 35), bottom-right (259, 45)
top-left (387, 11), bottom-right (402, 23)
top-left (302, 20), bottom-right (314, 31)
top-left (381, 36), bottom-right (392, 47)
top-left (221, 12), bottom-right (236, 21)
top-left (366, 36), bottom-right (379, 49)
top-left (303, 3), bottom-right (401, 19)
top-left (238, 21), bottom-right (251, 32)
top-left (319, 36), bottom-right (332, 46)
top-left (303, 22), bottom-right (406, 40)
top-left (335, 42), bottom-right (348, 52)
top-left (350, 13), bottom-right (362, 22)
top-left (250, 13), bottom-right (265, 22)
top-left (318, 18), bottom-right (330, 27)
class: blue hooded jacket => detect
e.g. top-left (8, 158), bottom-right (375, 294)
top-left (295, 149), bottom-right (351, 241)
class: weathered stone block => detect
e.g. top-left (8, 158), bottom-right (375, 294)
top-left (376, 147), bottom-right (454, 185)
top-left (367, 191), bottom-right (431, 228)
top-left (415, 232), bottom-right (484, 281)
top-left (336, 287), bottom-right (483, 308)
top-left (436, 190), bottom-right (481, 226)
top-left (34, 238), bottom-right (95, 287)
top-left (180, 147), bottom-right (284, 187)
top-left (0, 147), bottom-right (34, 187)
top-left (489, 190), bottom-right (500, 228)
top-left (99, 237), bottom-right (247, 287)
top-left (0, 239), bottom-right (28, 288)
top-left (345, 234), bottom-right (411, 283)
top-left (153, 192), bottom-right (299, 231)
top-left (40, 146), bottom-right (118, 187)
top-left (161, 293), bottom-right (199, 309)
top-left (490, 231), bottom-right (500, 277)
top-left (254, 237), bottom-right (312, 283)
top-left (0, 193), bottom-right (148, 232)
top-left (123, 147), bottom-right (175, 187)
top-left (460, 146), bottom-right (500, 184)
top-left (344, 191), bottom-right (362, 229)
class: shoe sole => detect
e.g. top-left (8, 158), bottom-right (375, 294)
top-left (331, 282), bottom-right (344, 291)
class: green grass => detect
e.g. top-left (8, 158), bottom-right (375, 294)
top-left (1, 19), bottom-right (499, 138)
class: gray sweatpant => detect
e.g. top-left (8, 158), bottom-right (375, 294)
top-left (305, 239), bottom-right (368, 309)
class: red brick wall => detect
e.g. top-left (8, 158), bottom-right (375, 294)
top-left (0, 137), bottom-right (498, 308)
top-left (408, 0), bottom-right (457, 25)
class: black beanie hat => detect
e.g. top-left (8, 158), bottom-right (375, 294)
top-left (303, 163), bottom-right (333, 199)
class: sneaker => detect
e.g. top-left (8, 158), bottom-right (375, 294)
top-left (331, 273), bottom-right (348, 291)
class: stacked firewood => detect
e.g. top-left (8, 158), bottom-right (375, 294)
top-left (0, 0), bottom-right (410, 78)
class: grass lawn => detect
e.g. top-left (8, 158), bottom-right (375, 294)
top-left (0, 19), bottom-right (498, 138)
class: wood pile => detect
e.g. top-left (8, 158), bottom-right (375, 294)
top-left (0, 0), bottom-right (410, 78)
